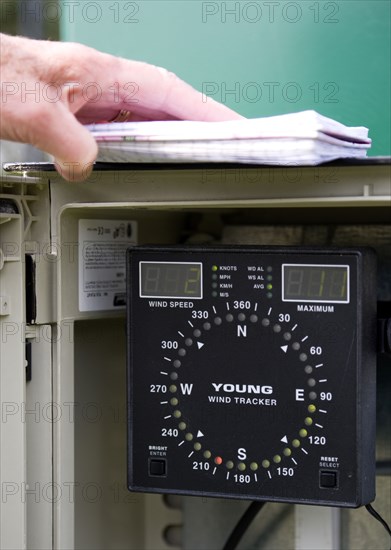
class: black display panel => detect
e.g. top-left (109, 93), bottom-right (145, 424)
top-left (127, 246), bottom-right (377, 508)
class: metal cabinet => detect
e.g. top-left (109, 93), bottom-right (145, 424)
top-left (1, 161), bottom-right (390, 549)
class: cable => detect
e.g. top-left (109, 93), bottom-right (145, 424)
top-left (222, 501), bottom-right (266, 550)
top-left (365, 503), bottom-right (391, 537)
top-left (222, 501), bottom-right (390, 549)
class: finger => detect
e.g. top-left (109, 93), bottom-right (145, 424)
top-left (79, 54), bottom-right (243, 122)
top-left (76, 105), bottom-right (180, 124)
top-left (30, 103), bottom-right (98, 181)
top-left (116, 60), bottom-right (243, 121)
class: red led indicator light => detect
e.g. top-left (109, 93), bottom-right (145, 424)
top-left (214, 456), bottom-right (223, 465)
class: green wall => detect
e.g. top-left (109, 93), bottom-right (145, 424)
top-left (61, 1), bottom-right (390, 155)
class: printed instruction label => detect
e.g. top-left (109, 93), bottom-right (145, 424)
top-left (78, 219), bottom-right (137, 312)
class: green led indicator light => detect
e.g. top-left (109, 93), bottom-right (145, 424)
top-left (267, 283), bottom-right (273, 290)
top-left (212, 265), bottom-right (218, 272)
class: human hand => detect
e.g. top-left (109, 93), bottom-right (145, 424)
top-left (0, 33), bottom-right (242, 181)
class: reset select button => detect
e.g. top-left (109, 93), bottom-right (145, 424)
top-left (319, 470), bottom-right (338, 489)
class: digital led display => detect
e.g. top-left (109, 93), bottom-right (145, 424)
top-left (140, 262), bottom-right (202, 299)
top-left (282, 264), bottom-right (349, 303)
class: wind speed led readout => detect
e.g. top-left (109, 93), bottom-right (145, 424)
top-left (127, 245), bottom-right (377, 507)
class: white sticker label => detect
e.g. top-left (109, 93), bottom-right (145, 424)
top-left (78, 219), bottom-right (137, 311)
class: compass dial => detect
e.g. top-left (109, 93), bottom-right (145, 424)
top-left (128, 246), bottom-right (376, 507)
top-left (160, 302), bottom-right (326, 483)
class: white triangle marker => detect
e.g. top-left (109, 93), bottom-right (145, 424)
top-left (281, 345), bottom-right (288, 353)
top-left (197, 430), bottom-right (204, 438)
top-left (281, 436), bottom-right (288, 443)
top-left (197, 342), bottom-right (204, 349)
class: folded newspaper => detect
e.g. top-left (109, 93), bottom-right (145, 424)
top-left (88, 110), bottom-right (371, 165)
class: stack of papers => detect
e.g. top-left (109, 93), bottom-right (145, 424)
top-left (88, 110), bottom-right (371, 165)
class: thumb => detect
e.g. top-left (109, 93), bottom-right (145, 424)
top-left (32, 103), bottom-right (98, 182)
